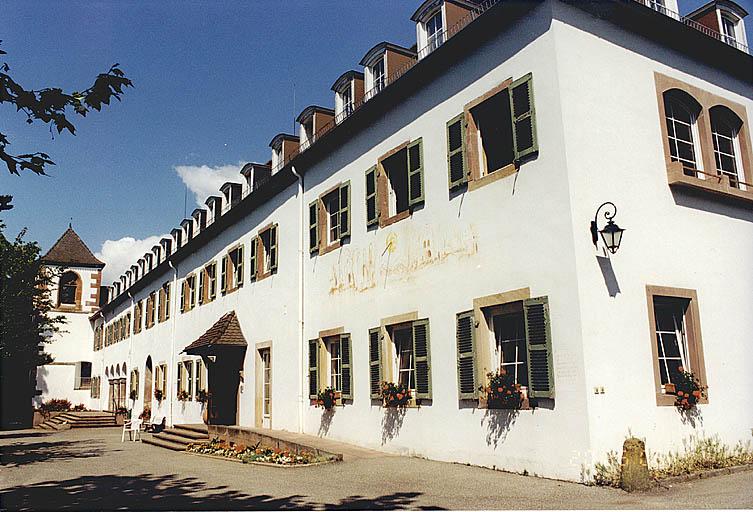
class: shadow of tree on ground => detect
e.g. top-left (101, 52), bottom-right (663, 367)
top-left (0, 439), bottom-right (106, 468)
top-left (0, 432), bottom-right (52, 440)
top-left (0, 474), bottom-right (442, 510)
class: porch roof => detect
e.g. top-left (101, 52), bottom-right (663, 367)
top-left (183, 311), bottom-right (247, 355)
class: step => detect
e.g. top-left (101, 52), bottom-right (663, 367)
top-left (176, 424), bottom-right (208, 435)
top-left (167, 427), bottom-right (208, 440)
top-left (142, 435), bottom-right (187, 451)
top-left (154, 432), bottom-right (196, 446)
top-left (69, 422), bottom-right (116, 428)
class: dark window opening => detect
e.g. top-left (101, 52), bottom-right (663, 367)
top-left (59, 272), bottom-right (79, 305)
top-left (383, 149), bottom-right (409, 217)
top-left (471, 89), bottom-right (514, 174)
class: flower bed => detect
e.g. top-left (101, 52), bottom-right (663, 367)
top-left (186, 438), bottom-right (334, 465)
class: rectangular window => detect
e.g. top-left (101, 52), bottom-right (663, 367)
top-left (226, 245), bottom-right (244, 292)
top-left (488, 304), bottom-right (528, 387)
top-left (470, 88), bottom-right (514, 175)
top-left (647, 286), bottom-right (707, 405)
top-left (372, 58), bottom-right (385, 94)
top-left (201, 263), bottom-right (217, 303)
top-left (309, 334), bottom-right (352, 401)
top-left (341, 85), bottom-right (353, 117)
top-left (258, 224), bottom-right (278, 275)
top-left (261, 349), bottom-right (271, 417)
top-left (184, 361), bottom-right (193, 398)
top-left (377, 140), bottom-right (423, 225)
top-left (392, 325), bottom-right (415, 392)
top-left (384, 150), bottom-right (410, 218)
top-left (426, 10), bottom-right (444, 54)
top-left (309, 201), bottom-right (319, 253)
top-left (328, 338), bottom-right (342, 391)
top-left (145, 292), bottom-right (156, 329)
top-left (320, 182), bottom-right (350, 246)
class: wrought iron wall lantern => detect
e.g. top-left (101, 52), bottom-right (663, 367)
top-left (590, 202), bottom-right (625, 254)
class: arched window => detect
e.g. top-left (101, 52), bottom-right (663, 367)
top-left (710, 106), bottom-right (745, 189)
top-left (663, 89), bottom-right (703, 175)
top-left (58, 271), bottom-right (80, 306)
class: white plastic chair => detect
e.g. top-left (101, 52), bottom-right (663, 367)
top-left (121, 418), bottom-right (142, 442)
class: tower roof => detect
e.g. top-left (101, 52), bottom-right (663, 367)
top-left (42, 226), bottom-right (104, 268)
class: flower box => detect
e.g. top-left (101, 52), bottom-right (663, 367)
top-left (380, 382), bottom-right (412, 407)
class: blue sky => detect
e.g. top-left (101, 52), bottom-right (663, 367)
top-left (2, 0), bottom-right (751, 283)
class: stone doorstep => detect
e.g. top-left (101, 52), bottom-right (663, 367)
top-left (209, 425), bottom-right (346, 462)
top-left (183, 449), bottom-right (339, 468)
top-left (656, 463), bottom-right (753, 486)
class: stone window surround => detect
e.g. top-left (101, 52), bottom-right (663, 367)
top-left (374, 311), bottom-right (423, 407)
top-left (375, 141), bottom-right (414, 228)
top-left (654, 72), bottom-right (753, 204)
top-left (308, 326), bottom-right (347, 406)
top-left (55, 270), bottom-right (83, 311)
top-left (645, 285), bottom-right (708, 407)
top-left (312, 183), bottom-right (349, 256)
top-left (223, 243), bottom-right (244, 295)
top-left (254, 222), bottom-right (278, 281)
top-left (463, 77), bottom-right (519, 192)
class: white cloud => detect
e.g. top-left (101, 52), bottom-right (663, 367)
top-left (95, 234), bottom-right (168, 285)
top-left (174, 163), bottom-right (244, 207)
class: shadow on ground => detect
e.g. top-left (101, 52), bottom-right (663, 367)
top-left (0, 474), bottom-right (445, 511)
top-left (1, 440), bottom-right (106, 468)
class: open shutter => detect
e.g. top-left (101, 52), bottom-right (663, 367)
top-left (270, 224), bottom-right (278, 272)
top-left (308, 338), bottom-right (319, 399)
top-left (237, 245), bottom-right (244, 286)
top-left (339, 181), bottom-right (351, 238)
top-left (456, 310), bottom-right (477, 399)
top-left (340, 334), bottom-right (352, 400)
top-left (249, 237), bottom-right (258, 281)
top-left (447, 114), bottom-right (467, 189)
top-left (198, 270), bottom-right (205, 305)
top-left (177, 363), bottom-right (182, 395)
top-left (220, 255), bottom-right (228, 294)
top-left (407, 138), bottom-right (425, 207)
top-left (412, 318), bottom-right (432, 400)
top-left (524, 296), bottom-right (554, 399)
top-left (368, 327), bottom-right (382, 399)
top-left (509, 73), bottom-right (538, 161)
top-left (365, 166), bottom-right (378, 227)
top-left (309, 200), bottom-right (319, 253)
top-left (164, 285), bottom-right (170, 320)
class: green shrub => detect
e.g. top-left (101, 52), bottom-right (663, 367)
top-left (40, 398), bottom-right (72, 415)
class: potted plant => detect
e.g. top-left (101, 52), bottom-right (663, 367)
top-left (479, 369), bottom-right (523, 409)
top-left (177, 390), bottom-right (190, 402)
top-left (381, 381), bottom-right (412, 407)
top-left (673, 367), bottom-right (706, 411)
top-left (154, 388), bottom-right (164, 402)
top-left (315, 387), bottom-right (338, 410)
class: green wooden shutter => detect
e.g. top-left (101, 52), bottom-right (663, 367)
top-left (177, 363), bottom-right (182, 395)
top-left (270, 224), bottom-right (278, 272)
top-left (249, 237), bottom-right (258, 281)
top-left (308, 338), bottom-right (319, 399)
top-left (237, 245), bottom-right (244, 286)
top-left (309, 200), bottom-right (319, 253)
top-left (365, 166), bottom-right (378, 227)
top-left (407, 138), bottom-right (425, 207)
top-left (220, 255), bottom-right (228, 294)
top-left (524, 296), bottom-right (554, 399)
top-left (339, 181), bottom-right (351, 238)
top-left (164, 285), bottom-right (170, 320)
top-left (340, 333), bottom-right (352, 400)
top-left (447, 114), bottom-right (467, 189)
top-left (368, 327), bottom-right (382, 399)
top-left (509, 73), bottom-right (538, 161)
top-left (198, 271), bottom-right (205, 305)
top-left (456, 310), bottom-right (477, 399)
top-left (412, 318), bottom-right (432, 400)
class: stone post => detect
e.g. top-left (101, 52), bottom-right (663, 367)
top-left (620, 437), bottom-right (651, 492)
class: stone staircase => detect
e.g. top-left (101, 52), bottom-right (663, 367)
top-left (36, 411), bottom-right (117, 430)
top-left (142, 424), bottom-right (208, 451)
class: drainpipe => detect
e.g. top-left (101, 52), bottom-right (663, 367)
top-left (168, 260), bottom-right (178, 427)
top-left (291, 166), bottom-right (305, 434)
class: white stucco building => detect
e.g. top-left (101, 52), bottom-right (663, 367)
top-left (81, 0), bottom-right (752, 481)
top-left (36, 226), bottom-right (104, 410)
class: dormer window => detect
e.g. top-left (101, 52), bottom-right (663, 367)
top-left (721, 13), bottom-right (739, 46)
top-left (372, 59), bottom-right (386, 94)
top-left (426, 10), bottom-right (444, 53)
top-left (331, 71), bottom-right (364, 123)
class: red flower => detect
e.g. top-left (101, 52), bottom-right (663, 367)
top-left (497, 387), bottom-right (503, 393)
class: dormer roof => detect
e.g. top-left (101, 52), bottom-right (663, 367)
top-left (296, 105), bottom-right (335, 124)
top-left (359, 42), bottom-right (417, 67)
top-left (205, 195), bottom-right (223, 207)
top-left (411, 0), bottom-right (479, 22)
top-left (330, 70), bottom-right (364, 92)
top-left (687, 0), bottom-right (748, 19)
top-left (268, 133), bottom-right (299, 149)
top-left (42, 226), bottom-right (105, 268)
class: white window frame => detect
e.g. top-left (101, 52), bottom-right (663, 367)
top-left (711, 111), bottom-right (747, 190)
top-left (665, 96), bottom-right (704, 177)
top-left (425, 9), bottom-right (444, 55)
top-left (261, 349), bottom-right (271, 418)
top-left (328, 338), bottom-right (342, 392)
top-left (653, 298), bottom-right (691, 392)
top-left (372, 57), bottom-right (386, 95)
top-left (390, 324), bottom-right (415, 393)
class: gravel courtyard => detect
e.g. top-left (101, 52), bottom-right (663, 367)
top-left (1, 427), bottom-right (751, 510)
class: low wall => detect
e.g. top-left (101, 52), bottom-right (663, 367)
top-left (208, 425), bottom-right (342, 461)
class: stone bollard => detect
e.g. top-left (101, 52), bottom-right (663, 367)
top-left (620, 437), bottom-right (651, 492)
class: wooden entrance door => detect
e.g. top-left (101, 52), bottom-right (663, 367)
top-left (206, 353), bottom-right (242, 426)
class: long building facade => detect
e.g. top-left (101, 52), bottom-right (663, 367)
top-left (82, 0), bottom-right (752, 481)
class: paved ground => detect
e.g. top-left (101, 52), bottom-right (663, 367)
top-left (1, 428), bottom-right (751, 510)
